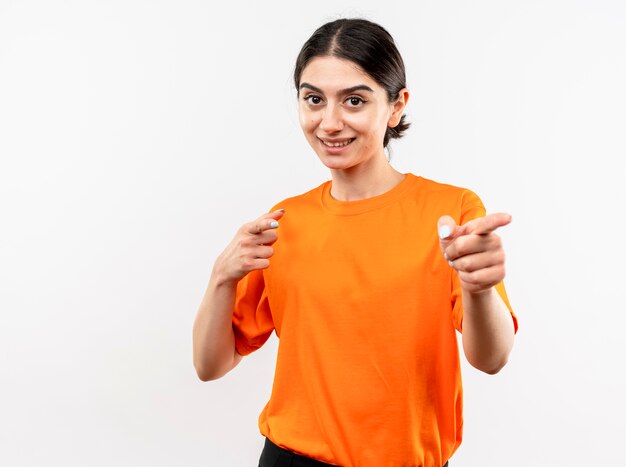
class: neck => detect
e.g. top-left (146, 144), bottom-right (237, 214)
top-left (329, 156), bottom-right (405, 201)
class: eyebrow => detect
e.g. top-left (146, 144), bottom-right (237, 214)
top-left (299, 82), bottom-right (375, 95)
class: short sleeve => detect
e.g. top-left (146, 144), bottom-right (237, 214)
top-left (451, 190), bottom-right (518, 333)
top-left (232, 269), bottom-right (275, 356)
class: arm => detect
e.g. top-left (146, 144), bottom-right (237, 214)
top-left (192, 273), bottom-right (243, 381)
top-left (438, 212), bottom-right (516, 375)
top-left (460, 287), bottom-right (515, 374)
top-left (192, 209), bottom-right (284, 381)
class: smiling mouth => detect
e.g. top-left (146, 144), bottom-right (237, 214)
top-left (320, 138), bottom-right (355, 148)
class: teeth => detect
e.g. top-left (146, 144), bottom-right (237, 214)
top-left (322, 138), bottom-right (354, 147)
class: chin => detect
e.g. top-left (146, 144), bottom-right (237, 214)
top-left (317, 157), bottom-right (358, 171)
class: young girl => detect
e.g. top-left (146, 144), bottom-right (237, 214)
top-left (193, 18), bottom-right (518, 467)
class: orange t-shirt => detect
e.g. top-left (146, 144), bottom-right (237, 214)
top-left (232, 174), bottom-right (517, 467)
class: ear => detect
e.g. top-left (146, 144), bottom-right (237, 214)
top-left (388, 88), bottom-right (410, 128)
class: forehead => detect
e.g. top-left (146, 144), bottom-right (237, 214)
top-left (300, 56), bottom-right (380, 92)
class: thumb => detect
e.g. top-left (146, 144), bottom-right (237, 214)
top-left (437, 215), bottom-right (459, 242)
top-left (438, 215), bottom-right (460, 266)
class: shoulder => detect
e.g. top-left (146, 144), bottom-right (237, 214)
top-left (408, 174), bottom-right (481, 203)
top-left (268, 180), bottom-right (330, 212)
top-left (407, 174), bottom-right (485, 223)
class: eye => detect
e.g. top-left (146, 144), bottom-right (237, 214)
top-left (346, 96), bottom-right (365, 107)
top-left (304, 95), bottom-right (323, 105)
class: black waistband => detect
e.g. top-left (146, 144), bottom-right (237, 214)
top-left (262, 437), bottom-right (340, 466)
top-left (261, 437), bottom-right (449, 467)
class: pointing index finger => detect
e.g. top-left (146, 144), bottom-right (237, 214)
top-left (247, 209), bottom-right (285, 235)
top-left (467, 212), bottom-right (512, 235)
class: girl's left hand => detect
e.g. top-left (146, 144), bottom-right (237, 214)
top-left (437, 213), bottom-right (512, 294)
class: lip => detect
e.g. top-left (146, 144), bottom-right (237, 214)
top-left (317, 137), bottom-right (355, 154)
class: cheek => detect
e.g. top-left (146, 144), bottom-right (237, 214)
top-left (347, 112), bottom-right (386, 137)
top-left (298, 110), bottom-right (317, 133)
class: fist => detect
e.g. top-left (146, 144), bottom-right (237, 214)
top-left (438, 212), bottom-right (511, 294)
top-left (215, 209), bottom-right (285, 284)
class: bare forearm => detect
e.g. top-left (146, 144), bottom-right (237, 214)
top-left (461, 287), bottom-right (514, 374)
top-left (192, 211), bottom-right (284, 381)
top-left (192, 270), bottom-right (242, 381)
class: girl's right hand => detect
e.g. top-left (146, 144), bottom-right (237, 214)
top-left (213, 209), bottom-right (285, 285)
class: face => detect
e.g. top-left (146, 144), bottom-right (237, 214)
top-left (298, 56), bottom-right (408, 172)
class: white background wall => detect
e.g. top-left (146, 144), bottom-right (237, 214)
top-left (1, 1), bottom-right (625, 465)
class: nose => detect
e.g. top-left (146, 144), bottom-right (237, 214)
top-left (319, 103), bottom-right (343, 133)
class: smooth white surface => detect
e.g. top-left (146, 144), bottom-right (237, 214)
top-left (1, 1), bottom-right (624, 465)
